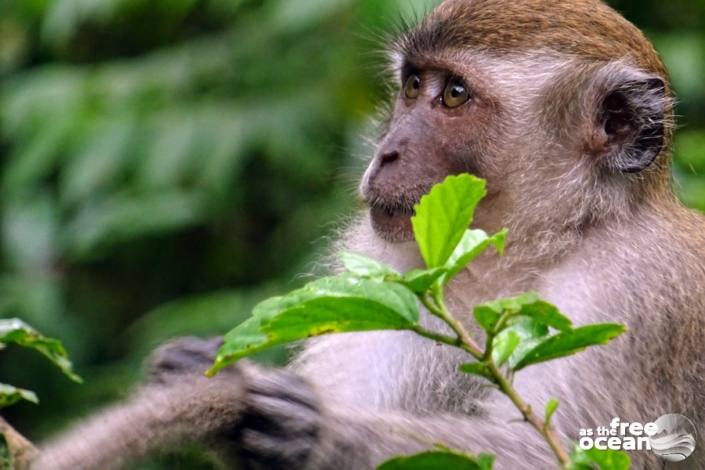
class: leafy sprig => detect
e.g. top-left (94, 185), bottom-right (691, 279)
top-left (0, 319), bottom-right (81, 469)
top-left (209, 174), bottom-right (628, 469)
top-left (0, 318), bottom-right (81, 409)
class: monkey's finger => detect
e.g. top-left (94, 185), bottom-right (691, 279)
top-left (239, 427), bottom-right (317, 468)
top-left (241, 365), bottom-right (318, 410)
top-left (148, 336), bottom-right (224, 383)
top-left (244, 394), bottom-right (320, 434)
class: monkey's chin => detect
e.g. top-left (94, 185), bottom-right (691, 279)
top-left (369, 205), bottom-right (415, 243)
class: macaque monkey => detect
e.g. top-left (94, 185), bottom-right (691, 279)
top-left (31, 0), bottom-right (705, 469)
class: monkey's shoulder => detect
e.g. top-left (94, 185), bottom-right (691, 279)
top-left (543, 208), bottom-right (705, 317)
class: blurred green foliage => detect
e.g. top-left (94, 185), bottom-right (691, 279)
top-left (0, 0), bottom-right (703, 467)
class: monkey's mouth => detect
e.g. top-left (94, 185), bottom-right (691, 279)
top-left (368, 202), bottom-right (415, 243)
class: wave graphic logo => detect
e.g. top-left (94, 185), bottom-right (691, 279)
top-left (649, 414), bottom-right (697, 462)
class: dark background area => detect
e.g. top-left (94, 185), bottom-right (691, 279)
top-left (0, 0), bottom-right (703, 467)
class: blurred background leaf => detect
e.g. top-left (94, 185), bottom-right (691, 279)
top-left (0, 0), bottom-right (702, 467)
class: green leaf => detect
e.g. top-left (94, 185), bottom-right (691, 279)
top-left (458, 362), bottom-right (495, 382)
top-left (59, 119), bottom-right (134, 206)
top-left (516, 299), bottom-right (572, 332)
top-left (62, 190), bottom-right (207, 260)
top-left (492, 330), bottom-right (520, 366)
top-left (378, 450), bottom-right (494, 470)
top-left (0, 319), bottom-right (81, 383)
top-left (0, 433), bottom-right (12, 470)
top-left (208, 276), bottom-right (419, 375)
top-left (2, 118), bottom-right (73, 196)
top-left (569, 447), bottom-right (631, 470)
top-left (444, 228), bottom-right (508, 281)
top-left (514, 324), bottom-right (627, 371)
top-left (473, 293), bottom-right (572, 334)
top-left (473, 305), bottom-right (501, 333)
top-left (399, 268), bottom-right (446, 293)
top-left (411, 174), bottom-right (486, 268)
top-left (340, 252), bottom-right (398, 279)
top-left (545, 398), bottom-right (559, 425)
top-left (2, 195), bottom-right (58, 272)
top-left (496, 317), bottom-right (550, 369)
top-left (0, 383), bottom-right (38, 409)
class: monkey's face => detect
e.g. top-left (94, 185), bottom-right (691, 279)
top-left (360, 0), bottom-right (675, 244)
top-left (360, 57), bottom-right (672, 243)
top-left (361, 62), bottom-right (501, 243)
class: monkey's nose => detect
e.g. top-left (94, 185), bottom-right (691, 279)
top-left (379, 150), bottom-right (400, 167)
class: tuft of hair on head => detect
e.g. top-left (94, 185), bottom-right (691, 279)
top-left (393, 0), bottom-right (669, 78)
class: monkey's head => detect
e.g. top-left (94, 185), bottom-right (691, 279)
top-left (361, 0), bottom-right (674, 243)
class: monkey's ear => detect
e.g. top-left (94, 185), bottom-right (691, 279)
top-left (590, 73), bottom-right (669, 173)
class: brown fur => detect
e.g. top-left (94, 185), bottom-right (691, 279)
top-left (403, 0), bottom-right (668, 76)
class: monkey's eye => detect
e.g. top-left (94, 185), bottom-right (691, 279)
top-left (403, 74), bottom-right (421, 99)
top-left (442, 78), bottom-right (470, 108)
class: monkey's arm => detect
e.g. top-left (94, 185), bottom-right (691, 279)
top-left (31, 371), bottom-right (247, 470)
top-left (31, 338), bottom-right (248, 470)
top-left (30, 373), bottom-right (547, 470)
top-left (30, 337), bottom-right (553, 470)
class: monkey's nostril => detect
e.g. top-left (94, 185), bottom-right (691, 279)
top-left (380, 151), bottom-right (400, 166)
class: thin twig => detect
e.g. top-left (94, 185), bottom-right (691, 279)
top-left (420, 286), bottom-right (571, 467)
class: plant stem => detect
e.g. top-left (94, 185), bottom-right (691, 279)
top-left (0, 416), bottom-right (38, 469)
top-left (486, 361), bottom-right (570, 467)
top-left (421, 291), bottom-right (483, 361)
top-left (410, 325), bottom-right (461, 347)
top-left (420, 287), bottom-right (571, 467)
top-left (482, 310), bottom-right (511, 361)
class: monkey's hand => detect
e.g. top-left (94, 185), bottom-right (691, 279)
top-left (220, 364), bottom-right (322, 470)
top-left (149, 337), bottom-right (322, 470)
top-left (147, 335), bottom-right (226, 385)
